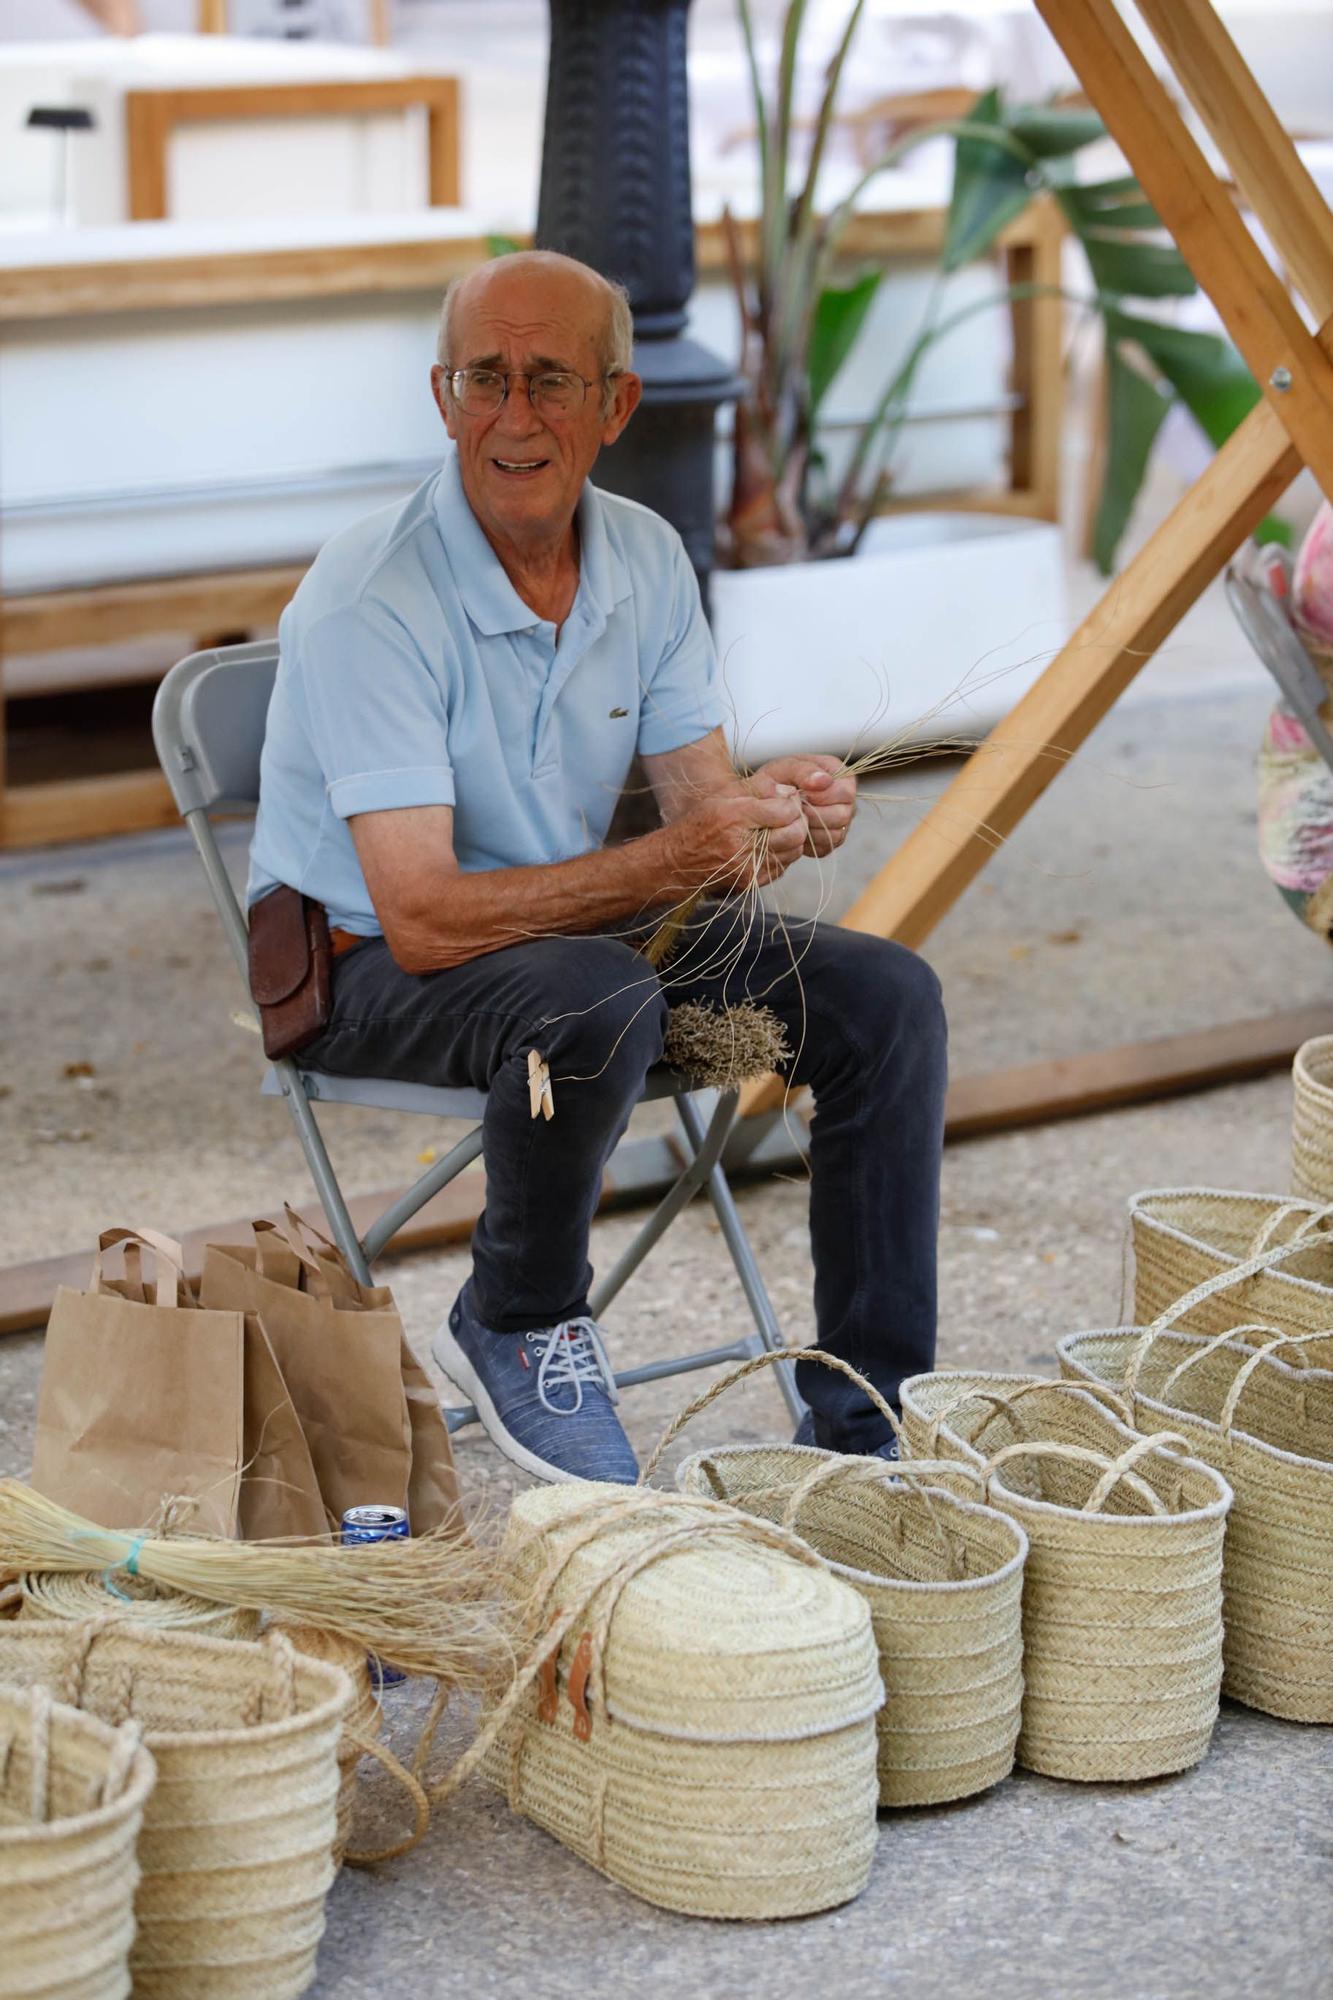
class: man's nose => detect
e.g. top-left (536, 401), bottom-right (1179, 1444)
top-left (495, 376), bottom-right (542, 434)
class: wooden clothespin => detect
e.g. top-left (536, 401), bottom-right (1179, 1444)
top-left (527, 1047), bottom-right (554, 1121)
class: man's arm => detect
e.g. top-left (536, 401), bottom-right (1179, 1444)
top-left (349, 778), bottom-right (807, 975)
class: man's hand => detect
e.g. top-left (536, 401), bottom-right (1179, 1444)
top-left (755, 755), bottom-right (857, 858)
top-left (659, 776), bottom-right (809, 893)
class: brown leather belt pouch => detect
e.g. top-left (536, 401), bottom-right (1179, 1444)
top-left (248, 884), bottom-right (332, 1061)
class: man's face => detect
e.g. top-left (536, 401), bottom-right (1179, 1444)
top-left (432, 266), bottom-right (640, 553)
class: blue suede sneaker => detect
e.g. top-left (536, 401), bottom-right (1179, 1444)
top-left (793, 1408), bottom-right (900, 1461)
top-left (432, 1281), bottom-right (639, 1485)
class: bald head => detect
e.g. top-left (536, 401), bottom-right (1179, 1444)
top-left (436, 251), bottom-right (633, 386)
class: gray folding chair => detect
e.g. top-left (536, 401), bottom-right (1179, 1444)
top-left (151, 640), bottom-right (803, 1432)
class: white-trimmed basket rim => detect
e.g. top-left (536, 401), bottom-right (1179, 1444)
top-left (674, 1442), bottom-right (1030, 1594)
top-left (1129, 1187), bottom-right (1333, 1301)
top-left (0, 1622), bottom-right (353, 1752)
top-left (1294, 1035), bottom-right (1333, 1104)
top-left (1057, 1326), bottom-right (1333, 1475)
top-left (899, 1370), bottom-right (1234, 1525)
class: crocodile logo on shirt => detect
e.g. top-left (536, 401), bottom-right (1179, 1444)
top-left (608, 706), bottom-right (629, 718)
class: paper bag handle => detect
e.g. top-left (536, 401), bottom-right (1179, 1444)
top-left (92, 1228), bottom-right (190, 1306)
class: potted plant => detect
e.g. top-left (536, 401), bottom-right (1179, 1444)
top-left (710, 0), bottom-right (1270, 761)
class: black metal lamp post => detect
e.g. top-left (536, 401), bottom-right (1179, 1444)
top-left (535, 0), bottom-right (738, 602)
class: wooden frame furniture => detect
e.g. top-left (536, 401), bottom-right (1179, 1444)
top-left (0, 199), bottom-right (1061, 852)
top-left (124, 74), bottom-right (461, 220)
top-left (741, 0), bottom-right (1333, 1116)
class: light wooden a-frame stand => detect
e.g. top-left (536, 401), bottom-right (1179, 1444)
top-left (744, 0), bottom-right (1333, 1119)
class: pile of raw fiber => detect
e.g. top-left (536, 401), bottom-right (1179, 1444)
top-left (0, 1478), bottom-right (519, 1690)
top-left (663, 1000), bottom-right (791, 1091)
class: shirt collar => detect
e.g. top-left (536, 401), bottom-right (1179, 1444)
top-left (433, 449), bottom-right (633, 636)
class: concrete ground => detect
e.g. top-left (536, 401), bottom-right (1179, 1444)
top-left (1, 574), bottom-right (1331, 1997)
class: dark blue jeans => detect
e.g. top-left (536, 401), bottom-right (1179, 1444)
top-left (304, 904), bottom-right (947, 1452)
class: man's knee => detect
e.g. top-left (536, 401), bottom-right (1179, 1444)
top-left (537, 935), bottom-right (668, 1081)
top-left (803, 932), bottom-right (944, 1075)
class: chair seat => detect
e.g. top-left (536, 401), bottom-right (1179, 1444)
top-left (260, 1062), bottom-right (692, 1121)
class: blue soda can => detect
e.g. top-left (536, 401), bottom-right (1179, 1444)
top-left (340, 1505), bottom-right (409, 1688)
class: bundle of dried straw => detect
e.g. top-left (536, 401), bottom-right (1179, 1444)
top-left (0, 1480), bottom-right (515, 1689)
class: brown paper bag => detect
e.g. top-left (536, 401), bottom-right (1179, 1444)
top-left (199, 1207), bottom-right (461, 1533)
top-left (30, 1228), bottom-right (326, 1542)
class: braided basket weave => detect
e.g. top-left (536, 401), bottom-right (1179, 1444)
top-left (675, 1442), bottom-right (1026, 1807)
top-left (480, 1484), bottom-right (883, 1919)
top-left (0, 1623), bottom-right (349, 1999)
top-left (0, 1686), bottom-right (156, 2000)
top-left (1058, 1326), bottom-right (1333, 1722)
top-left (899, 1372), bottom-right (1232, 1782)
top-left (17, 1572), bottom-right (261, 1643)
top-left (1129, 1188), bottom-right (1333, 1362)
top-left (1292, 1037), bottom-right (1333, 1202)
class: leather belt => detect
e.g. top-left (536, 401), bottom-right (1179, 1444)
top-left (330, 927), bottom-right (369, 958)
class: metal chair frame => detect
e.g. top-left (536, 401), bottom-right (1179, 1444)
top-left (151, 641), bottom-right (802, 1432)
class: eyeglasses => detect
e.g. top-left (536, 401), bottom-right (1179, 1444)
top-left (446, 367), bottom-right (610, 418)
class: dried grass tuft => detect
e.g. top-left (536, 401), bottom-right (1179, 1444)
top-left (663, 1000), bottom-right (792, 1091)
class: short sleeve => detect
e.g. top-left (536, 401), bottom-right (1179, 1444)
top-left (298, 602), bottom-right (456, 820)
top-left (636, 537), bottom-right (727, 757)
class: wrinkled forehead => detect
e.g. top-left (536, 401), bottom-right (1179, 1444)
top-left (451, 270), bottom-right (605, 371)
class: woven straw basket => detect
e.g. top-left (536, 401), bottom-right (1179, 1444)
top-left (675, 1442), bottom-right (1027, 1807)
top-left (640, 1345), bottom-right (1027, 1807)
top-left (899, 1371), bottom-right (1232, 1781)
top-left (1129, 1188), bottom-right (1333, 1363)
top-left (479, 1483), bottom-right (883, 1919)
top-left (1292, 1037), bottom-right (1333, 1201)
top-left (0, 1623), bottom-right (349, 1999)
top-left (0, 1686), bottom-right (156, 2000)
top-left (1058, 1325), bottom-right (1333, 1723)
top-left (17, 1572), bottom-right (261, 1644)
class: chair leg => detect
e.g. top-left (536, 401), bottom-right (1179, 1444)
top-left (674, 1092), bottom-right (806, 1425)
top-left (275, 1061), bottom-right (375, 1287)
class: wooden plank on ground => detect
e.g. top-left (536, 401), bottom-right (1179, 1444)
top-left (3, 1003), bottom-right (1324, 1338)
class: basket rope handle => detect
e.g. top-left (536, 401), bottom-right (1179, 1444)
top-left (28, 1686), bottom-right (51, 1824)
top-left (1125, 1320), bottom-right (1285, 1407)
top-left (981, 1434), bottom-right (1191, 1515)
top-left (1153, 1322), bottom-right (1315, 1407)
top-left (341, 1724), bottom-right (432, 1867)
top-left (1244, 1199), bottom-right (1333, 1260)
top-left (1216, 1331), bottom-right (1330, 1439)
top-left (776, 1454), bottom-right (969, 1578)
top-left (919, 1377), bottom-right (1131, 1457)
top-left (637, 1347), bottom-right (904, 1487)
top-left (97, 1716), bottom-right (144, 1810)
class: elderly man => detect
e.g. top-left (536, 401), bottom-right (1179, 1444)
top-left (248, 249), bottom-right (946, 1485)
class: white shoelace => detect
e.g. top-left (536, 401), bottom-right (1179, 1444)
top-left (527, 1318), bottom-right (620, 1413)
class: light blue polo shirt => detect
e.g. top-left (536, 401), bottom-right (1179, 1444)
top-left (247, 450), bottom-right (724, 935)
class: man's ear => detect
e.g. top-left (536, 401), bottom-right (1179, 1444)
top-left (431, 365), bottom-right (458, 440)
top-left (600, 371), bottom-right (643, 446)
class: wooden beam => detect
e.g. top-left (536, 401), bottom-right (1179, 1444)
top-left (942, 1003), bottom-right (1333, 1138)
top-left (741, 391), bottom-right (1300, 1117)
top-left (425, 77), bottom-right (461, 208)
top-left (4, 1004), bottom-right (1324, 1338)
top-left (0, 772), bottom-right (177, 850)
top-left (1032, 0), bottom-right (1333, 501)
top-left (2, 565), bottom-right (307, 656)
top-left (1130, 0), bottom-right (1333, 319)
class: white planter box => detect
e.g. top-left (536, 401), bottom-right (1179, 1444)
top-left (712, 512), bottom-right (1068, 765)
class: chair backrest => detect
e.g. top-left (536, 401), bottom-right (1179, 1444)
top-left (152, 640), bottom-right (281, 816)
top-left (151, 640), bottom-right (282, 985)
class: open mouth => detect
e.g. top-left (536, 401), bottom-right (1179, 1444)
top-left (491, 457), bottom-right (550, 477)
